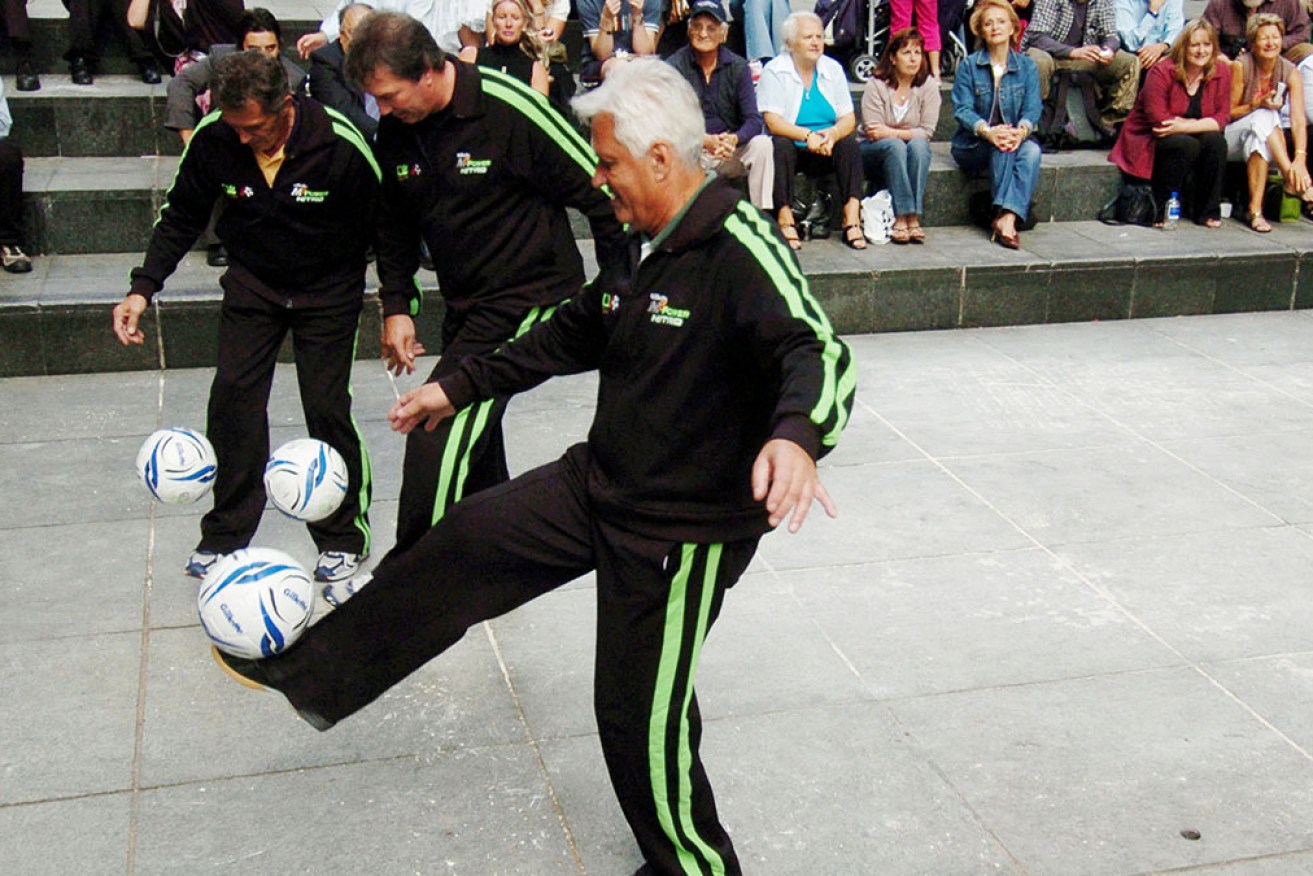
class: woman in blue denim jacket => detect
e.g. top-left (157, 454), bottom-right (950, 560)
top-left (951, 0), bottom-right (1043, 248)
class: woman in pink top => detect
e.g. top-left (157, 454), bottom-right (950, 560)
top-left (1109, 19), bottom-right (1230, 227)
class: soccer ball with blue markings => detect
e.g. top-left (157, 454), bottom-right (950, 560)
top-left (135, 427), bottom-right (217, 504)
top-left (263, 438), bottom-right (348, 522)
top-left (198, 548), bottom-right (315, 659)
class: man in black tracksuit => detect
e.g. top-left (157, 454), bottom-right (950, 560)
top-left (213, 62), bottom-right (855, 875)
top-left (342, 11), bottom-right (629, 575)
top-left (112, 51), bottom-right (380, 583)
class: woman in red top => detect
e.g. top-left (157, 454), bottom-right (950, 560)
top-left (1108, 19), bottom-right (1231, 227)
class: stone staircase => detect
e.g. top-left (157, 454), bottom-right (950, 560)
top-left (1, 1), bottom-right (1309, 377)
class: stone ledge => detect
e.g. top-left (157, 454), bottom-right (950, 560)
top-left (3, 220), bottom-right (1307, 376)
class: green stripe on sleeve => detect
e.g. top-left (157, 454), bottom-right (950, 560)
top-left (329, 117), bottom-right (382, 181)
top-left (724, 206), bottom-right (853, 446)
top-left (154, 110), bottom-right (224, 227)
top-left (479, 72), bottom-right (598, 179)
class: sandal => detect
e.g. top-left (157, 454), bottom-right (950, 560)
top-left (1204, 217), bottom-right (1222, 229)
top-left (843, 223), bottom-right (867, 250)
top-left (908, 225), bottom-right (926, 244)
top-left (780, 222), bottom-right (803, 251)
top-left (1247, 211), bottom-right (1272, 233)
top-left (889, 225), bottom-right (910, 245)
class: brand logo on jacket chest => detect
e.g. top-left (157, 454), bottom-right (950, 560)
top-left (456, 152), bottom-right (492, 175)
top-left (221, 183), bottom-right (256, 199)
top-left (647, 292), bottom-right (690, 328)
top-left (395, 163), bottom-right (423, 181)
top-left (290, 182), bottom-right (329, 203)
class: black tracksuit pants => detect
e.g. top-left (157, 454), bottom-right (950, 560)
top-left (62, 0), bottom-right (154, 65)
top-left (199, 275), bottom-right (371, 557)
top-left (391, 298), bottom-right (557, 555)
top-left (256, 445), bottom-right (756, 876)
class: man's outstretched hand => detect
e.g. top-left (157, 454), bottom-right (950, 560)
top-left (751, 438), bottom-right (837, 533)
top-left (389, 382), bottom-right (456, 434)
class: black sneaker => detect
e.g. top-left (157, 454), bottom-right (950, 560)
top-left (206, 243), bottom-right (229, 267)
top-left (209, 646), bottom-right (337, 731)
top-left (139, 59), bottom-right (163, 84)
top-left (70, 56), bottom-right (94, 86)
top-left (15, 58), bottom-right (40, 92)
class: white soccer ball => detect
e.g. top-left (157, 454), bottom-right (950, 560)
top-left (197, 547), bottom-right (315, 659)
top-left (136, 427), bottom-right (217, 504)
top-left (264, 438), bottom-right (349, 522)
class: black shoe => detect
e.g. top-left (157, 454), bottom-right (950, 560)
top-left (210, 646), bottom-right (336, 732)
top-left (15, 58), bottom-right (40, 92)
top-left (139, 59), bottom-right (162, 84)
top-left (206, 243), bottom-right (229, 267)
top-left (70, 56), bottom-right (94, 86)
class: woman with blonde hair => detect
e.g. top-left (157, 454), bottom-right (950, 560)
top-left (459, 0), bottom-right (549, 95)
top-left (1224, 13), bottom-right (1310, 231)
top-left (1109, 19), bottom-right (1231, 227)
top-left (949, 0), bottom-right (1042, 249)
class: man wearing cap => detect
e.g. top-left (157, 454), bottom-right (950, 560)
top-left (666, 0), bottom-right (774, 211)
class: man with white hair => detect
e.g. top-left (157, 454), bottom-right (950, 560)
top-left (1203, 0), bottom-right (1313, 60)
top-left (211, 59), bottom-right (855, 876)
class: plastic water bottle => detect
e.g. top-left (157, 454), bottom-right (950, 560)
top-left (1164, 192), bottom-right (1181, 230)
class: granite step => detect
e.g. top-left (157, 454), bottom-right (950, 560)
top-left (2, 219), bottom-right (1309, 377)
top-left (19, 145), bottom-right (1126, 254)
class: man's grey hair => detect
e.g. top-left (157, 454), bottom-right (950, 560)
top-left (338, 2), bottom-right (373, 26)
top-left (572, 60), bottom-right (703, 168)
top-left (781, 10), bottom-right (822, 49)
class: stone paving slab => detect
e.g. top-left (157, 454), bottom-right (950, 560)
top-left (4, 313), bottom-right (1313, 873)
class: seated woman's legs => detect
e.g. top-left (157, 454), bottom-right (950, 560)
top-left (1225, 109), bottom-right (1279, 228)
top-left (862, 137), bottom-right (931, 238)
top-left (990, 139), bottom-right (1042, 237)
top-left (1150, 133), bottom-right (1201, 223)
top-left (1190, 131), bottom-right (1226, 224)
top-left (830, 135), bottom-right (868, 249)
top-left (771, 134), bottom-right (802, 248)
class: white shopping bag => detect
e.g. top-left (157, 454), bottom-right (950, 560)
top-left (861, 191), bottom-right (894, 244)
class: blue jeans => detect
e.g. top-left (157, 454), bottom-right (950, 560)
top-left (737, 0), bottom-right (790, 62)
top-left (951, 137), bottom-right (1041, 221)
top-left (860, 137), bottom-right (932, 218)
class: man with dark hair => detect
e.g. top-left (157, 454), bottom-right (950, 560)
top-left (166, 8), bottom-right (309, 145)
top-left (111, 50), bottom-right (381, 585)
top-left (324, 11), bottom-right (628, 604)
top-left (309, 3), bottom-right (378, 140)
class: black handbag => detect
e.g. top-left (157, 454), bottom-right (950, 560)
top-left (1098, 182), bottom-right (1158, 227)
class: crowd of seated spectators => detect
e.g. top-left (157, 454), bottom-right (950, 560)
top-left (16, 0), bottom-right (1313, 275)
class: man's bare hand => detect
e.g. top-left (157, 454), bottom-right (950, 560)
top-left (296, 31), bottom-right (329, 59)
top-left (389, 382), bottom-right (456, 434)
top-left (751, 438), bottom-right (837, 533)
top-left (112, 294), bottom-right (149, 346)
top-left (382, 313), bottom-right (425, 375)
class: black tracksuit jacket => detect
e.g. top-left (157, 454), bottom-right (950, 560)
top-left (438, 178), bottom-right (857, 543)
top-left (372, 62), bottom-right (628, 320)
top-left (130, 95), bottom-right (380, 307)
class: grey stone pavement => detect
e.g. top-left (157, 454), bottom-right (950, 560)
top-left (5, 311), bottom-right (1313, 875)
